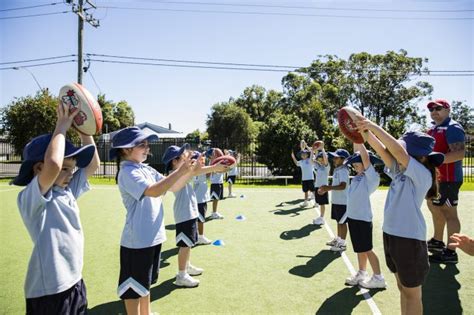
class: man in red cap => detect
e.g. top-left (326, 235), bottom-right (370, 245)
top-left (426, 99), bottom-right (465, 264)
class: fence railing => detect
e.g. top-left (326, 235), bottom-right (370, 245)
top-left (1, 137), bottom-right (473, 184)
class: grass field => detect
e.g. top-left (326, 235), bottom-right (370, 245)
top-left (0, 185), bottom-right (473, 314)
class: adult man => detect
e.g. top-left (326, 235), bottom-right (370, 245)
top-left (426, 99), bottom-right (465, 264)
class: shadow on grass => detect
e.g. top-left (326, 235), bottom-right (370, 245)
top-left (165, 224), bottom-right (176, 230)
top-left (275, 199), bottom-right (305, 207)
top-left (422, 263), bottom-right (462, 315)
top-left (289, 250), bottom-right (339, 278)
top-left (270, 206), bottom-right (311, 216)
top-left (315, 286), bottom-right (383, 315)
top-left (281, 224), bottom-right (321, 240)
top-left (159, 247), bottom-right (179, 268)
top-left (88, 278), bottom-right (178, 315)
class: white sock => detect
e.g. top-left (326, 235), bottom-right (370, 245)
top-left (374, 274), bottom-right (384, 280)
top-left (178, 270), bottom-right (187, 277)
top-left (339, 239), bottom-right (346, 245)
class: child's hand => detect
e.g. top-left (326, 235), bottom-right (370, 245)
top-left (291, 151), bottom-right (295, 157)
top-left (213, 161), bottom-right (229, 173)
top-left (449, 233), bottom-right (474, 256)
top-left (56, 101), bottom-right (81, 132)
top-left (354, 117), bottom-right (374, 134)
top-left (318, 186), bottom-right (329, 195)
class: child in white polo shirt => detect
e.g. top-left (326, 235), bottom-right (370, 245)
top-left (291, 141), bottom-right (316, 207)
top-left (356, 117), bottom-right (444, 314)
top-left (312, 141), bottom-right (330, 225)
top-left (342, 144), bottom-right (386, 289)
top-left (193, 152), bottom-right (212, 245)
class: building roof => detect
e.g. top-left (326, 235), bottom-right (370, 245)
top-left (100, 122), bottom-right (186, 140)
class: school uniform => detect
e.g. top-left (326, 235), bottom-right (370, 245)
top-left (210, 172), bottom-right (224, 200)
top-left (331, 165), bottom-right (350, 222)
top-left (345, 165), bottom-right (380, 253)
top-left (227, 165), bottom-right (238, 184)
top-left (194, 174), bottom-right (210, 222)
top-left (382, 157), bottom-right (432, 288)
top-left (173, 181), bottom-right (199, 247)
top-left (297, 159), bottom-right (315, 192)
top-left (117, 161), bottom-right (165, 300)
top-left (18, 169), bottom-right (90, 314)
top-left (314, 162), bottom-right (330, 204)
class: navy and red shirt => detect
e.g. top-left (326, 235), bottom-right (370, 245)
top-left (427, 117), bottom-right (465, 183)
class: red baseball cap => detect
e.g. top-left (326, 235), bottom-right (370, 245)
top-left (427, 99), bottom-right (450, 109)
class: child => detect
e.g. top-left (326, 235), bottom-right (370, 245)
top-left (193, 151), bottom-right (212, 245)
top-left (342, 144), bottom-right (386, 289)
top-left (163, 145), bottom-right (228, 288)
top-left (312, 141), bottom-right (330, 225)
top-left (209, 148), bottom-right (226, 219)
top-left (110, 127), bottom-right (195, 315)
top-left (291, 141), bottom-right (316, 207)
top-left (226, 150), bottom-right (240, 198)
top-left (356, 117), bottom-right (444, 314)
top-left (318, 148), bottom-right (350, 252)
top-left (13, 102), bottom-right (99, 314)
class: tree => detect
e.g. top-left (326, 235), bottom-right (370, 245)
top-left (0, 90), bottom-right (80, 155)
top-left (97, 94), bottom-right (135, 133)
top-left (257, 112), bottom-right (316, 176)
top-left (185, 129), bottom-right (208, 143)
top-left (450, 101), bottom-right (473, 133)
top-left (233, 85), bottom-right (283, 123)
top-left (206, 102), bottom-right (257, 151)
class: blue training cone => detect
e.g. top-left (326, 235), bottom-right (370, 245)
top-left (212, 239), bottom-right (225, 246)
top-left (235, 214), bottom-right (246, 221)
top-left (240, 194), bottom-right (246, 199)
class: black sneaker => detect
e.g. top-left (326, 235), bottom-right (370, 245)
top-left (427, 238), bottom-right (445, 253)
top-left (429, 249), bottom-right (458, 264)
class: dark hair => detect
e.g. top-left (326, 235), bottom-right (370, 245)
top-left (416, 157), bottom-right (439, 199)
top-left (114, 149), bottom-right (127, 184)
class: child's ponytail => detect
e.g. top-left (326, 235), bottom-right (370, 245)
top-left (417, 157), bottom-right (439, 199)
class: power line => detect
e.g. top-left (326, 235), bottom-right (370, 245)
top-left (132, 0), bottom-right (474, 13)
top-left (0, 60), bottom-right (77, 71)
top-left (0, 2), bottom-right (60, 12)
top-left (97, 5), bottom-right (474, 20)
top-left (0, 11), bottom-right (69, 20)
top-left (0, 55), bottom-right (77, 65)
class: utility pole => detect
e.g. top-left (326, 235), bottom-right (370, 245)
top-left (68, 0), bottom-right (99, 84)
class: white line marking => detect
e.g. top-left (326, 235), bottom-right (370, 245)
top-left (316, 207), bottom-right (382, 315)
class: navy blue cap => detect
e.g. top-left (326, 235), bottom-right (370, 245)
top-left (12, 134), bottom-right (95, 186)
top-left (162, 143), bottom-right (190, 172)
top-left (205, 148), bottom-right (214, 158)
top-left (399, 131), bottom-right (444, 167)
top-left (191, 151), bottom-right (201, 160)
top-left (109, 127), bottom-right (158, 160)
top-left (328, 149), bottom-right (350, 159)
top-left (316, 151), bottom-right (326, 159)
top-left (344, 151), bottom-right (384, 166)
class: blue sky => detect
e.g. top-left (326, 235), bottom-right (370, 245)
top-left (1, 0), bottom-right (473, 134)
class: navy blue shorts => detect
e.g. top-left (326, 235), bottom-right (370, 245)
top-left (176, 218), bottom-right (198, 247)
top-left (314, 187), bottom-right (329, 205)
top-left (348, 218), bottom-right (373, 253)
top-left (331, 204), bottom-right (347, 223)
top-left (197, 203), bottom-right (207, 222)
top-left (301, 180), bottom-right (315, 192)
top-left (118, 244), bottom-right (162, 300)
top-left (227, 175), bottom-right (236, 184)
top-left (432, 182), bottom-right (462, 207)
top-left (210, 183), bottom-right (223, 200)
top-left (26, 279), bottom-right (87, 315)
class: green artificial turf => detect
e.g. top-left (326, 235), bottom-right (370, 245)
top-left (0, 185), bottom-right (473, 314)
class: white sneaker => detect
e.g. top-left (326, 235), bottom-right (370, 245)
top-left (196, 235), bottom-right (212, 245)
top-left (330, 241), bottom-right (346, 252)
top-left (359, 275), bottom-right (387, 289)
top-left (299, 200), bottom-right (310, 207)
top-left (312, 217), bottom-right (325, 225)
top-left (326, 238), bottom-right (338, 246)
top-left (228, 193), bottom-right (237, 198)
top-left (187, 264), bottom-right (203, 276)
top-left (175, 273), bottom-right (200, 287)
top-left (345, 270), bottom-right (368, 286)
top-left (210, 212), bottom-right (224, 219)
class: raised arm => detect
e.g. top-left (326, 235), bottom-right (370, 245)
top-left (356, 119), bottom-right (397, 169)
top-left (79, 134), bottom-right (100, 178)
top-left (354, 143), bottom-right (370, 170)
top-left (291, 151), bottom-right (298, 166)
top-left (144, 156), bottom-right (192, 197)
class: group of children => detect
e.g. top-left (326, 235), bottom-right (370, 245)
top-left (291, 115), bottom-right (451, 313)
top-left (13, 102), bottom-right (240, 315)
top-left (13, 100), bottom-right (471, 315)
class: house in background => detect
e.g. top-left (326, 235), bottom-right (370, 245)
top-left (100, 122), bottom-right (186, 141)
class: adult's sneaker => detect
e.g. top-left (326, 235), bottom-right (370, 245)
top-left (326, 238), bottom-right (338, 246)
top-left (175, 273), bottom-right (200, 288)
top-left (312, 217), bottom-right (325, 225)
top-left (187, 264), bottom-right (204, 276)
top-left (429, 249), bottom-right (458, 264)
top-left (345, 270), bottom-right (368, 286)
top-left (210, 212), bottom-right (224, 220)
top-left (427, 238), bottom-right (445, 253)
top-left (360, 276), bottom-right (387, 289)
top-left (196, 235), bottom-right (212, 245)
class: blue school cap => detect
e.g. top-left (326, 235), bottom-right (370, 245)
top-left (328, 149), bottom-right (350, 159)
top-left (109, 127), bottom-right (158, 160)
top-left (11, 134), bottom-right (95, 186)
top-left (344, 151), bottom-right (384, 166)
top-left (162, 143), bottom-right (190, 172)
top-left (399, 131), bottom-right (444, 167)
